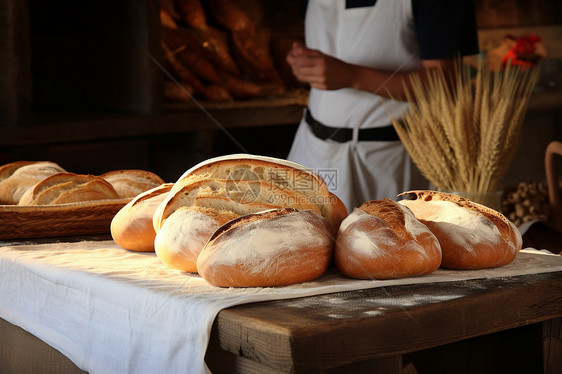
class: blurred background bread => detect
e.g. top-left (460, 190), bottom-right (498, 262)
top-left (0, 161), bottom-right (67, 204)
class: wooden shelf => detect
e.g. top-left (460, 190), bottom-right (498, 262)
top-left (0, 105), bottom-right (305, 147)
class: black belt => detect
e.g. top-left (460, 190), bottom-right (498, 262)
top-left (305, 109), bottom-right (400, 143)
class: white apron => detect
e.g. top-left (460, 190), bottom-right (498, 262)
top-left (287, 0), bottom-right (429, 211)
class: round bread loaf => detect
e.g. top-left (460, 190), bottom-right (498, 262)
top-left (197, 208), bottom-right (334, 287)
top-left (111, 183), bottom-right (173, 252)
top-left (101, 169), bottom-right (165, 198)
top-left (398, 190), bottom-right (522, 270)
top-left (0, 161), bottom-right (66, 204)
top-left (335, 199), bottom-right (442, 280)
top-left (18, 172), bottom-right (119, 205)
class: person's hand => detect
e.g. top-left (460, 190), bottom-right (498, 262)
top-left (286, 42), bottom-right (356, 90)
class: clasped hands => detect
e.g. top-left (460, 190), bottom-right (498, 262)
top-left (286, 42), bottom-right (357, 91)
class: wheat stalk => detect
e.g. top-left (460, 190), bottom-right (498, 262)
top-left (389, 57), bottom-right (539, 197)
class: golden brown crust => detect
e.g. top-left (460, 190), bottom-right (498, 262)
top-left (335, 200), bottom-right (442, 280)
top-left (151, 154), bottom-right (347, 277)
top-left (198, 209), bottom-right (334, 287)
top-left (130, 183), bottom-right (174, 208)
top-left (208, 208), bottom-right (298, 242)
top-left (0, 161), bottom-right (36, 182)
top-left (0, 161), bottom-right (67, 204)
top-left (19, 173), bottom-right (119, 205)
top-left (111, 183), bottom-right (173, 252)
top-left (166, 154), bottom-right (347, 233)
top-left (101, 169), bottom-right (165, 198)
top-left (359, 199), bottom-right (410, 241)
top-left (398, 190), bottom-right (522, 269)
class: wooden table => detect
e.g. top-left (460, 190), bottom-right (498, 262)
top-left (206, 272), bottom-right (562, 374)
top-left (1, 236), bottom-right (561, 374)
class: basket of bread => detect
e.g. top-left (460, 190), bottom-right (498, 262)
top-left (0, 161), bottom-right (166, 240)
top-left (110, 154), bottom-right (523, 288)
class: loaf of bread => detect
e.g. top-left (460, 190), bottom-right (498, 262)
top-left (111, 183), bottom-right (174, 252)
top-left (0, 161), bottom-right (67, 204)
top-left (152, 154), bottom-right (347, 273)
top-left (335, 199), bottom-right (442, 280)
top-left (156, 154), bottom-right (347, 233)
top-left (398, 190), bottom-right (522, 270)
top-left (197, 208), bottom-right (334, 287)
top-left (101, 169), bottom-right (165, 198)
top-left (18, 172), bottom-right (120, 205)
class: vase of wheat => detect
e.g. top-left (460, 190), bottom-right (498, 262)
top-left (390, 58), bottom-right (539, 211)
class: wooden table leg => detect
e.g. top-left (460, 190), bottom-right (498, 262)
top-left (543, 317), bottom-right (562, 374)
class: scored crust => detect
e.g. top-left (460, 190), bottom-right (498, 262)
top-left (359, 199), bottom-right (413, 241)
top-left (335, 199), bottom-right (442, 280)
top-left (153, 178), bottom-right (324, 231)
top-left (151, 154), bottom-right (347, 275)
top-left (101, 169), bottom-right (165, 198)
top-left (155, 154), bottom-right (347, 234)
top-left (0, 161), bottom-right (67, 204)
top-left (0, 161), bottom-right (37, 182)
top-left (18, 172), bottom-right (120, 205)
top-left (197, 208), bottom-right (334, 287)
top-left (207, 207), bottom-right (299, 242)
top-left (398, 190), bottom-right (522, 269)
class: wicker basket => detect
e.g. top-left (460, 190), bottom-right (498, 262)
top-left (0, 199), bottom-right (131, 240)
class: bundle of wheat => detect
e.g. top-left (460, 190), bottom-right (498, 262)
top-left (390, 59), bottom-right (539, 200)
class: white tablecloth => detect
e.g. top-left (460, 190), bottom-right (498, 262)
top-left (1, 240), bottom-right (561, 374)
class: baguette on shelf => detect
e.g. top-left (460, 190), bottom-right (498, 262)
top-left (160, 0), bottom-right (306, 105)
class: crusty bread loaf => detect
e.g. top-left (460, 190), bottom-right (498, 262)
top-left (101, 169), bottom-right (165, 198)
top-left (153, 179), bottom-right (310, 272)
top-left (398, 190), bottom-right (522, 270)
top-left (111, 183), bottom-right (174, 252)
top-left (153, 178), bottom-right (323, 232)
top-left (197, 208), bottom-right (334, 287)
top-left (0, 161), bottom-right (37, 181)
top-left (0, 161), bottom-right (66, 204)
top-left (18, 172), bottom-right (120, 205)
top-left (151, 154), bottom-right (346, 274)
top-left (335, 199), bottom-right (442, 280)
top-left (156, 154), bottom-right (347, 233)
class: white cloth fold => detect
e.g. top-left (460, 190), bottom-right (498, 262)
top-left (1, 241), bottom-right (561, 374)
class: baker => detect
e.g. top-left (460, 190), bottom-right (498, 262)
top-left (286, 0), bottom-right (479, 211)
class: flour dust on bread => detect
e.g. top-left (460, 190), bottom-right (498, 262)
top-left (398, 190), bottom-right (522, 270)
top-left (0, 161), bottom-right (66, 204)
top-left (335, 199), bottom-right (442, 280)
top-left (18, 172), bottom-right (120, 205)
top-left (101, 169), bottom-right (165, 198)
top-left (159, 154), bottom-right (347, 232)
top-left (197, 208), bottom-right (334, 287)
top-left (152, 154), bottom-right (347, 274)
top-left (111, 183), bottom-right (173, 252)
